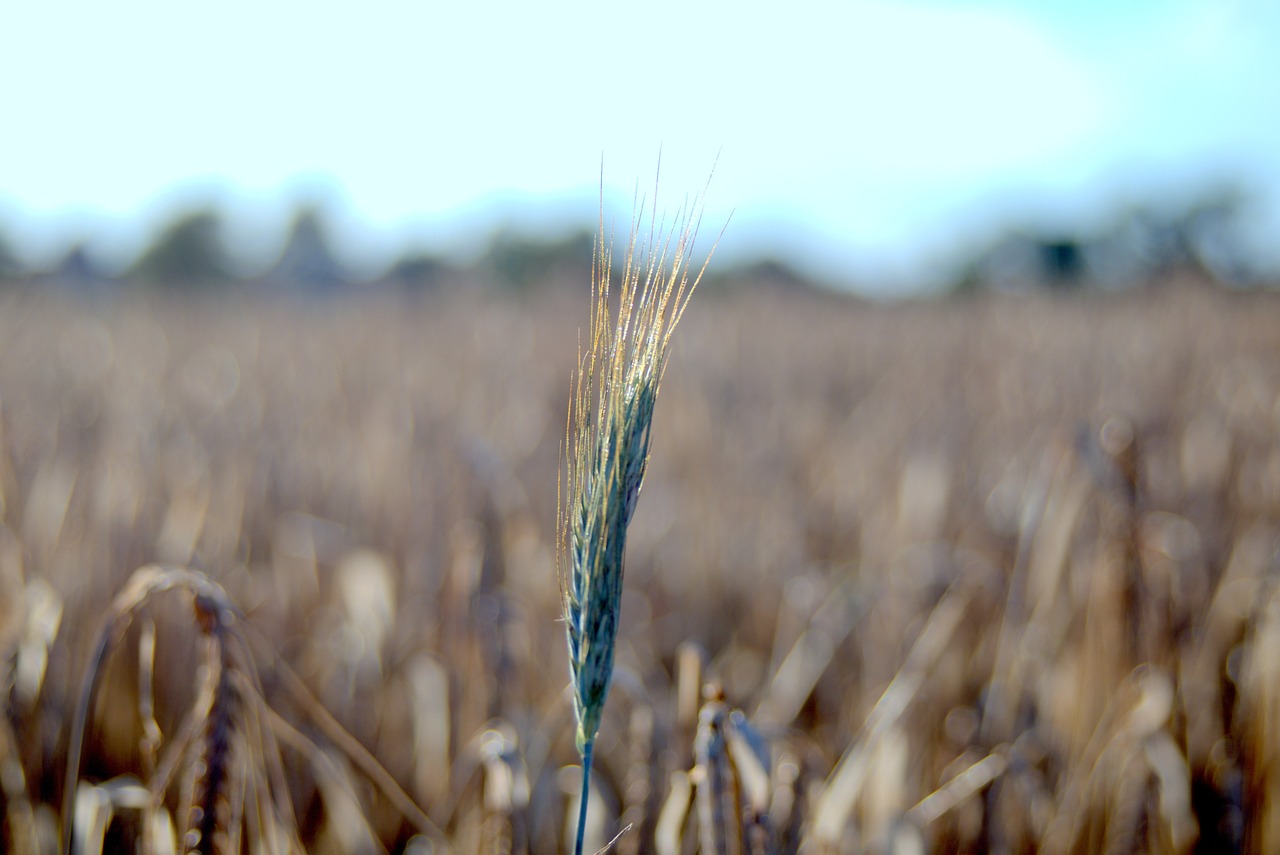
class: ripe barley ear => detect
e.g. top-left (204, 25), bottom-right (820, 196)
top-left (559, 168), bottom-right (721, 855)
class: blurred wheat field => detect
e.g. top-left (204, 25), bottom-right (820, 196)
top-left (2, 281), bottom-right (1280, 853)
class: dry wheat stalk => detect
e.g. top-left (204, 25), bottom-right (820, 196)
top-left (60, 566), bottom-right (305, 855)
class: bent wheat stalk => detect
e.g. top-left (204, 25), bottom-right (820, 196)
top-left (559, 170), bottom-right (720, 855)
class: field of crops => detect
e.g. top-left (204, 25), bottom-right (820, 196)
top-left (3, 280), bottom-right (1280, 853)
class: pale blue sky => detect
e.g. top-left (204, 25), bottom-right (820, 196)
top-left (2, 0), bottom-right (1277, 289)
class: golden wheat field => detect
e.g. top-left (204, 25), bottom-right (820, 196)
top-left (3, 280), bottom-right (1280, 854)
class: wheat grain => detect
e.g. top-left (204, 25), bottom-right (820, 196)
top-left (558, 167), bottom-right (720, 855)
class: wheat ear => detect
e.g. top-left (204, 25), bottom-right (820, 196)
top-left (559, 168), bottom-right (720, 855)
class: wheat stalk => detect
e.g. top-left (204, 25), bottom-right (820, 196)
top-left (558, 166), bottom-right (720, 855)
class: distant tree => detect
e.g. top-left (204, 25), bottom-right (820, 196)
top-left (482, 228), bottom-right (594, 291)
top-left (730, 257), bottom-right (825, 292)
top-left (1108, 187), bottom-right (1252, 287)
top-left (383, 251), bottom-right (457, 292)
top-left (1113, 207), bottom-right (1194, 279)
top-left (0, 228), bottom-right (23, 281)
top-left (696, 256), bottom-right (829, 294)
top-left (1172, 186), bottom-right (1252, 284)
top-left (51, 242), bottom-right (109, 284)
top-left (952, 231), bottom-right (1047, 293)
top-left (264, 206), bottom-right (348, 291)
top-left (1037, 238), bottom-right (1086, 290)
top-left (128, 209), bottom-right (233, 288)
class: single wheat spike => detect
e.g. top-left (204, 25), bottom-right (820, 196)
top-left (558, 165), bottom-right (721, 855)
top-left (181, 592), bottom-right (238, 855)
top-left (693, 686), bottom-right (741, 855)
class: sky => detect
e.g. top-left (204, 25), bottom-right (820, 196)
top-left (2, 0), bottom-right (1278, 291)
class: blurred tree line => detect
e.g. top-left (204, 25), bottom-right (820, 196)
top-left (0, 183), bottom-right (1272, 296)
top-left (0, 203), bottom-right (598, 296)
top-left (950, 184), bottom-right (1263, 294)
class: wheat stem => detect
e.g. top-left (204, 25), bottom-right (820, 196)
top-left (573, 740), bottom-right (594, 855)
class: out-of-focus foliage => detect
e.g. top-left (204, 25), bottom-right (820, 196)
top-left (0, 228), bottom-right (23, 282)
top-left (382, 252), bottom-right (458, 293)
top-left (482, 228), bottom-right (594, 291)
top-left (127, 210), bottom-right (234, 288)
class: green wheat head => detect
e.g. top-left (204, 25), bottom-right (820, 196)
top-left (559, 177), bottom-right (718, 755)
